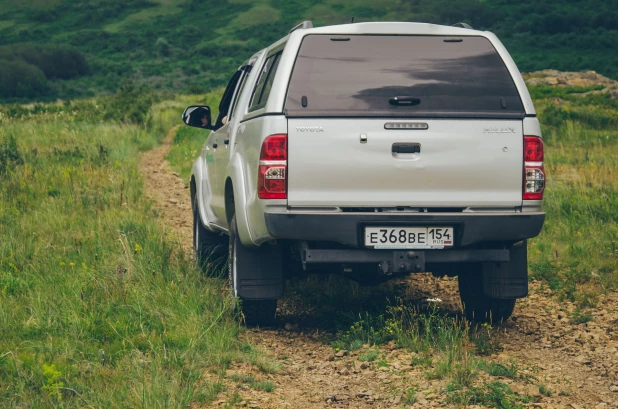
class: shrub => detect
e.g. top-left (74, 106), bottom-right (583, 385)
top-left (0, 44), bottom-right (89, 80)
top-left (0, 60), bottom-right (49, 99)
top-left (100, 81), bottom-right (155, 125)
top-left (155, 38), bottom-right (171, 57)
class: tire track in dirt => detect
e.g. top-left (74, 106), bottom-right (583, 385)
top-left (140, 130), bottom-right (618, 409)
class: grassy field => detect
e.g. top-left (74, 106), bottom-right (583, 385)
top-left (0, 92), bottom-right (281, 408)
top-left (528, 88), bottom-right (618, 304)
top-left (2, 79), bottom-right (617, 406)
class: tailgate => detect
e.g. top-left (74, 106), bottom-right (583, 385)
top-left (287, 119), bottom-right (523, 208)
top-left (283, 33), bottom-right (527, 208)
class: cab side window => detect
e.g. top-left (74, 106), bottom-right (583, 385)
top-left (214, 70), bottom-right (243, 130)
top-left (228, 64), bottom-right (253, 122)
top-left (248, 52), bottom-right (282, 112)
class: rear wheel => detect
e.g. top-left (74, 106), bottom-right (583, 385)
top-left (458, 265), bottom-right (516, 324)
top-left (228, 215), bottom-right (277, 326)
top-left (193, 198), bottom-right (226, 273)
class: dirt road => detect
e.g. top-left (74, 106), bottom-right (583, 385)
top-left (140, 131), bottom-right (618, 409)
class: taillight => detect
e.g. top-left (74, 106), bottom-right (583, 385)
top-left (258, 134), bottom-right (287, 199)
top-left (523, 136), bottom-right (545, 200)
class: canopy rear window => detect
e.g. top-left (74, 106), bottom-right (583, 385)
top-left (285, 35), bottom-right (524, 119)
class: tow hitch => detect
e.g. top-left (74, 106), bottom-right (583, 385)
top-left (301, 247), bottom-right (510, 275)
top-left (378, 251), bottom-right (426, 276)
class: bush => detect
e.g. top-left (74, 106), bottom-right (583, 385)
top-left (155, 38), bottom-right (171, 57)
top-left (0, 60), bottom-right (49, 99)
top-left (0, 44), bottom-right (89, 80)
top-left (100, 81), bottom-right (155, 125)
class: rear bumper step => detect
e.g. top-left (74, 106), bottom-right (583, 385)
top-left (303, 248), bottom-right (509, 274)
top-left (264, 211), bottom-right (545, 247)
top-left (303, 249), bottom-right (509, 264)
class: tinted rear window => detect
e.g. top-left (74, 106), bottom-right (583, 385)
top-left (285, 35), bottom-right (524, 118)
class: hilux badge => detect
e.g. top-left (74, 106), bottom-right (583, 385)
top-left (484, 127), bottom-right (515, 133)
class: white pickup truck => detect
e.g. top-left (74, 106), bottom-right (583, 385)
top-left (182, 21), bottom-right (545, 326)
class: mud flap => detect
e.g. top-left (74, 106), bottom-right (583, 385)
top-left (235, 241), bottom-right (284, 300)
top-left (482, 240), bottom-right (528, 299)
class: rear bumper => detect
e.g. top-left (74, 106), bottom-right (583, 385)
top-left (264, 211), bottom-right (545, 248)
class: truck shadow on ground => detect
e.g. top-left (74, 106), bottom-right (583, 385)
top-left (272, 273), bottom-right (467, 337)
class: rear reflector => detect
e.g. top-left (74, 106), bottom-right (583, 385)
top-left (258, 134), bottom-right (287, 199)
top-left (523, 136), bottom-right (545, 200)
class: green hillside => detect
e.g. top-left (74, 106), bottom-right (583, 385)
top-left (0, 0), bottom-right (616, 100)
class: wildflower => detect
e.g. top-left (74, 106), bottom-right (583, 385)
top-left (134, 243), bottom-right (143, 255)
top-left (69, 262), bottom-right (75, 268)
top-left (59, 261), bottom-right (65, 266)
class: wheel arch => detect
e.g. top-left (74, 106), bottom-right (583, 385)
top-left (191, 158), bottom-right (213, 231)
top-left (226, 154), bottom-right (256, 247)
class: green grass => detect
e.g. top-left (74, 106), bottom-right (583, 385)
top-left (539, 384), bottom-right (553, 397)
top-left (527, 84), bottom-right (606, 100)
top-left (0, 95), bottom-right (248, 407)
top-left (478, 361), bottom-right (519, 379)
top-left (570, 309), bottom-right (593, 324)
top-left (228, 373), bottom-right (276, 392)
top-left (359, 349), bottom-right (379, 362)
top-left (528, 91), bottom-right (618, 305)
top-left (104, 0), bottom-right (186, 33)
top-left (445, 381), bottom-right (535, 408)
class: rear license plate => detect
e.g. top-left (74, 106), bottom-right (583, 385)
top-left (364, 227), bottom-right (454, 249)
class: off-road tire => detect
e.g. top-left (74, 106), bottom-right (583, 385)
top-left (458, 266), bottom-right (516, 324)
top-left (228, 215), bottom-right (277, 327)
top-left (193, 197), bottom-right (226, 273)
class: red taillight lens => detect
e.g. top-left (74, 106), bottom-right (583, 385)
top-left (258, 134), bottom-right (287, 199)
top-left (260, 134), bottom-right (287, 161)
top-left (524, 136), bottom-right (543, 162)
top-left (523, 136), bottom-right (545, 200)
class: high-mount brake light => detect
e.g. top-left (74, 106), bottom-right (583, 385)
top-left (258, 134), bottom-right (287, 199)
top-left (523, 136), bottom-right (545, 200)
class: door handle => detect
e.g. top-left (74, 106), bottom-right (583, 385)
top-left (213, 143), bottom-right (218, 149)
top-left (392, 143), bottom-right (421, 154)
top-left (224, 139), bottom-right (229, 145)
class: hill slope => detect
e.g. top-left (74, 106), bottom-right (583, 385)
top-left (0, 0), bottom-right (617, 100)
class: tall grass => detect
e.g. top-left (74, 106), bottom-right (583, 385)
top-left (0, 98), bottom-right (243, 407)
top-left (528, 88), bottom-right (618, 303)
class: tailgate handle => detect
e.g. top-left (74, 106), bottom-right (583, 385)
top-left (392, 143), bottom-right (421, 154)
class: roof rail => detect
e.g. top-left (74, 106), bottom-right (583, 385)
top-left (452, 22), bottom-right (473, 29)
top-left (289, 20), bottom-right (313, 34)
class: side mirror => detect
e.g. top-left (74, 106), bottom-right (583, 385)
top-left (182, 105), bottom-right (213, 130)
